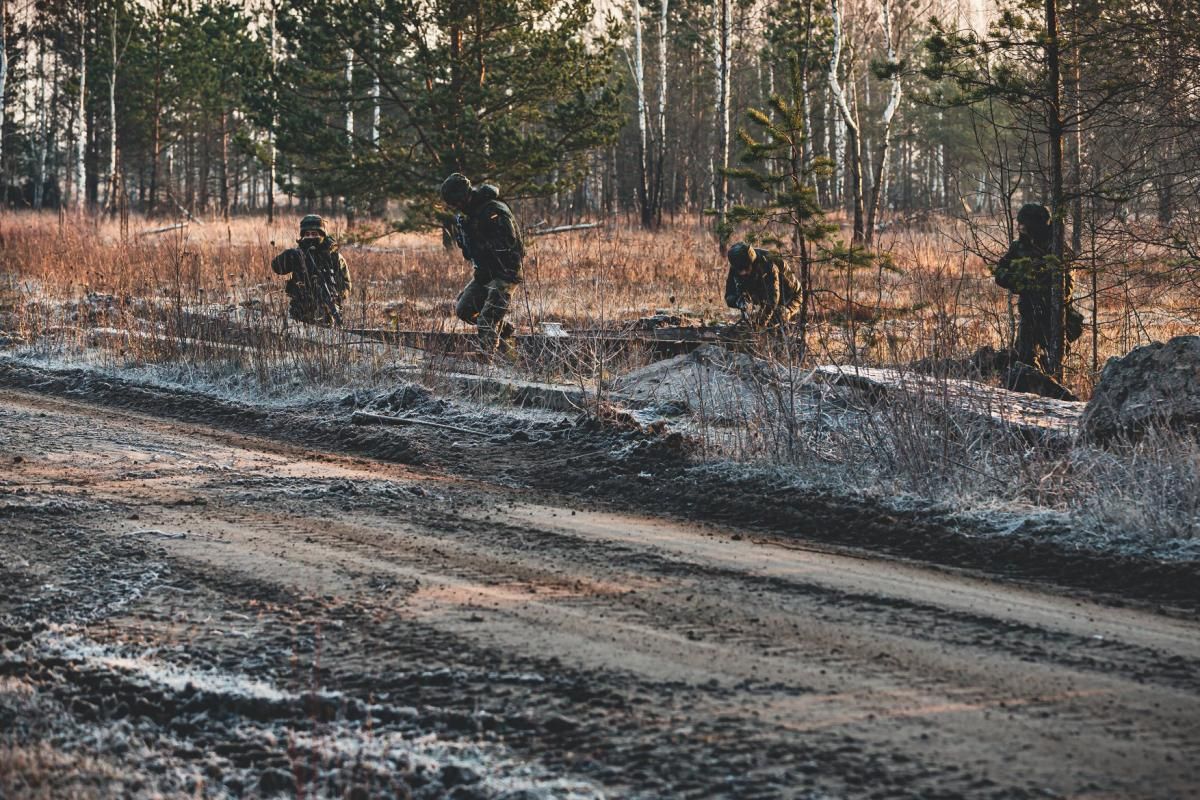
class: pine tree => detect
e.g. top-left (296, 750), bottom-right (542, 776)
top-left (724, 94), bottom-right (836, 360)
top-left (265, 0), bottom-right (623, 225)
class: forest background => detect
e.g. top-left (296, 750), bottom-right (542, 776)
top-left (0, 0), bottom-right (1197, 397)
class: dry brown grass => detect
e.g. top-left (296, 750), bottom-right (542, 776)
top-left (5, 210), bottom-right (1194, 391)
top-left (2, 210), bottom-right (1198, 542)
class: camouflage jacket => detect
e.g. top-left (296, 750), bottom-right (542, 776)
top-left (271, 237), bottom-right (352, 301)
top-left (993, 235), bottom-right (1072, 298)
top-left (454, 184), bottom-right (524, 284)
top-left (724, 248), bottom-right (799, 313)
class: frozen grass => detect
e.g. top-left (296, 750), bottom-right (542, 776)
top-left (1, 210), bottom-right (1198, 554)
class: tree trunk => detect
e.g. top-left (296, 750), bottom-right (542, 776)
top-left (219, 108), bottom-right (230, 220)
top-left (865, 0), bottom-right (903, 244)
top-left (652, 0), bottom-right (669, 227)
top-left (267, 2), bottom-right (276, 223)
top-left (149, 23), bottom-right (163, 215)
top-left (827, 0), bottom-right (864, 242)
top-left (0, 0), bottom-right (7, 202)
top-left (1045, 0), bottom-right (1066, 380)
top-left (711, 0), bottom-right (731, 240)
top-left (369, 19), bottom-right (383, 218)
top-left (798, 0), bottom-right (813, 174)
top-left (106, 4), bottom-right (118, 214)
top-left (34, 44), bottom-right (51, 211)
top-left (74, 6), bottom-right (88, 215)
top-left (630, 0), bottom-right (651, 228)
top-left (344, 48), bottom-right (354, 227)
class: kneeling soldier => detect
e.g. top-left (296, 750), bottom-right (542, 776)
top-left (270, 214), bottom-right (352, 326)
top-left (724, 242), bottom-right (802, 329)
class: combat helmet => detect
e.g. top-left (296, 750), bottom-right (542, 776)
top-left (1016, 203), bottom-right (1051, 228)
top-left (299, 214), bottom-right (327, 236)
top-left (727, 242), bottom-right (758, 271)
top-left (440, 173), bottom-right (473, 208)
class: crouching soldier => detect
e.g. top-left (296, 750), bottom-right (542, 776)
top-left (440, 173), bottom-right (525, 356)
top-left (724, 242), bottom-right (802, 330)
top-left (271, 214), bottom-right (352, 326)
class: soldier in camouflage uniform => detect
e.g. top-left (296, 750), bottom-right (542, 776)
top-left (271, 214), bottom-right (352, 326)
top-left (992, 203), bottom-right (1082, 370)
top-left (724, 242), bottom-right (803, 330)
top-left (441, 173), bottom-right (525, 355)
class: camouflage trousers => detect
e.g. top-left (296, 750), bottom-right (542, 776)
top-left (287, 286), bottom-right (342, 326)
top-left (1016, 295), bottom-right (1083, 371)
top-left (456, 277), bottom-right (516, 352)
top-left (751, 293), bottom-right (803, 330)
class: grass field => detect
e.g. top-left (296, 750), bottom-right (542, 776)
top-left (2, 210), bottom-right (1198, 548)
top-left (1, 210), bottom-right (1194, 395)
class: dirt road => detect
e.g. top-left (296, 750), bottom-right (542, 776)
top-left (2, 386), bottom-right (1199, 799)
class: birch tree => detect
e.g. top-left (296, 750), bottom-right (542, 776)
top-left (73, 5), bottom-right (87, 214)
top-left (627, 0), bottom-right (650, 227)
top-left (267, 0), bottom-right (277, 222)
top-left (712, 0), bottom-right (732, 239)
top-left (0, 0), bottom-right (7, 195)
top-left (827, 0), bottom-right (865, 242)
top-left (652, 0), bottom-right (668, 226)
top-left (864, 0), bottom-right (903, 243)
top-left (105, 2), bottom-right (134, 214)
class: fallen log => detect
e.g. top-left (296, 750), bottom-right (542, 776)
top-left (138, 222), bottom-right (188, 237)
top-left (527, 222), bottom-right (602, 236)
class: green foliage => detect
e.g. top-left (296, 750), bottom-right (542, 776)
top-left (725, 94), bottom-right (834, 251)
top-left (268, 0), bottom-right (624, 225)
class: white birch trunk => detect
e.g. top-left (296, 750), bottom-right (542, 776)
top-left (711, 0), bottom-right (731, 230)
top-left (833, 98), bottom-right (845, 203)
top-left (0, 0), bottom-right (7, 194)
top-left (344, 49), bottom-right (354, 156)
top-left (655, 0), bottom-right (668, 216)
top-left (865, 0), bottom-right (904, 239)
top-left (74, 8), bottom-right (87, 215)
top-left (827, 0), bottom-right (864, 240)
top-left (934, 110), bottom-right (945, 207)
top-left (371, 36), bottom-right (380, 147)
top-left (267, 1), bottom-right (276, 222)
top-left (106, 5), bottom-right (118, 211)
top-left (862, 71), bottom-right (873, 198)
top-left (344, 48), bottom-right (353, 220)
top-left (630, 0), bottom-right (649, 224)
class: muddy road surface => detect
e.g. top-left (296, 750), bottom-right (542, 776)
top-left (2, 386), bottom-right (1199, 799)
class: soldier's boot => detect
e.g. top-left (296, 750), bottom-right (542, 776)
top-left (497, 333), bottom-right (519, 363)
top-left (478, 324), bottom-right (518, 362)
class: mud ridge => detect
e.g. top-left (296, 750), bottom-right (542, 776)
top-left (2, 358), bottom-right (1197, 612)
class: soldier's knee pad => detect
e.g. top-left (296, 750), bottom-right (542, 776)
top-left (455, 296), bottom-right (480, 324)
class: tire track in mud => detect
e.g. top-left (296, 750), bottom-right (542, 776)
top-left (1, 357), bottom-right (1198, 610)
top-left (3, 366), bottom-right (1200, 798)
top-left (183, 476), bottom-right (1200, 701)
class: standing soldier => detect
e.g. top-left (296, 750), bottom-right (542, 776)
top-left (992, 203), bottom-right (1082, 371)
top-left (724, 242), bottom-right (803, 330)
top-left (440, 173), bottom-right (525, 356)
top-left (271, 214), bottom-right (352, 326)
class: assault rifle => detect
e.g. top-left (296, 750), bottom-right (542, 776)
top-left (451, 212), bottom-right (475, 267)
top-left (301, 248), bottom-right (344, 327)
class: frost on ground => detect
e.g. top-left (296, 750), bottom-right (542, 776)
top-left (2, 629), bottom-right (605, 800)
top-left (1, 322), bottom-right (1198, 572)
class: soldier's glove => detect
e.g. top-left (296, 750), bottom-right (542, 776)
top-left (271, 249), bottom-right (303, 275)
